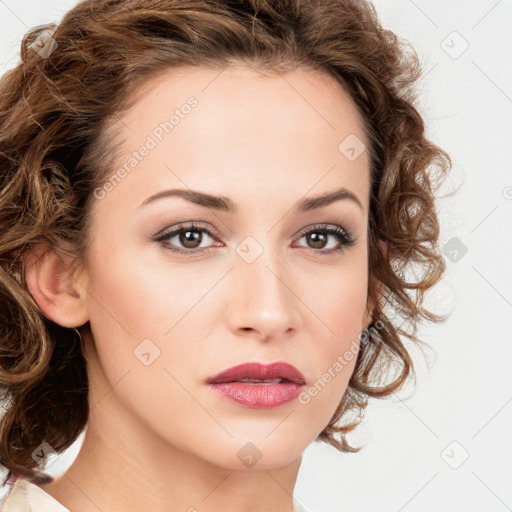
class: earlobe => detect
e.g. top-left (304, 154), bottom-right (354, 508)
top-left (24, 243), bottom-right (89, 328)
top-left (378, 239), bottom-right (388, 259)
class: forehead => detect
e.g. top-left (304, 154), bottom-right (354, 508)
top-left (96, 63), bottom-right (371, 215)
top-left (120, 63), bottom-right (368, 147)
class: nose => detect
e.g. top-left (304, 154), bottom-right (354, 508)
top-left (225, 250), bottom-right (303, 342)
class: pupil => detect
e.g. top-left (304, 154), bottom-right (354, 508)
top-left (180, 229), bottom-right (201, 248)
top-left (308, 232), bottom-right (326, 249)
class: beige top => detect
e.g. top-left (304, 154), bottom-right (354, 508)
top-left (1, 475), bottom-right (314, 512)
top-left (0, 476), bottom-right (69, 511)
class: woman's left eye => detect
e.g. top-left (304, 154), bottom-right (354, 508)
top-left (293, 224), bottom-right (355, 253)
top-left (152, 222), bottom-right (355, 255)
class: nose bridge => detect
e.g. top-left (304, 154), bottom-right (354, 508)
top-left (227, 239), bottom-right (302, 339)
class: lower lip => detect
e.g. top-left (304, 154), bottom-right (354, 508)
top-left (207, 381), bottom-right (304, 408)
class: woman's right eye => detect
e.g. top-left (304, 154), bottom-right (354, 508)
top-left (152, 222), bottom-right (221, 254)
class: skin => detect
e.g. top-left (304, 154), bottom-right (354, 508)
top-left (26, 63), bottom-right (379, 512)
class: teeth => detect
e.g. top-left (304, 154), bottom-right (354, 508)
top-left (239, 378), bottom-right (284, 383)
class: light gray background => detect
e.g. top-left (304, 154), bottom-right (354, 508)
top-left (1, 1), bottom-right (511, 511)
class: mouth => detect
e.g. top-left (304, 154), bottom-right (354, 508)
top-left (205, 362), bottom-right (306, 409)
top-left (237, 378), bottom-right (288, 383)
top-left (205, 361), bottom-right (306, 386)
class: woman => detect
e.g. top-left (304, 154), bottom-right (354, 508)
top-left (0, 0), bottom-right (451, 510)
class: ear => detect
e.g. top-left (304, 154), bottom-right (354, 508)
top-left (25, 243), bottom-right (89, 328)
top-left (362, 238), bottom-right (388, 329)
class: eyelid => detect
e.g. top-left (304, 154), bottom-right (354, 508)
top-left (152, 220), bottom-right (221, 240)
top-left (295, 222), bottom-right (348, 237)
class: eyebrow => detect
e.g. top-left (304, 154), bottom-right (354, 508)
top-left (138, 186), bottom-right (364, 212)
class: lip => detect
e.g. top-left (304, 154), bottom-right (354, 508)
top-left (206, 361), bottom-right (306, 385)
top-left (205, 362), bottom-right (306, 409)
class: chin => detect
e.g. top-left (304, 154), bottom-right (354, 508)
top-left (201, 434), bottom-right (308, 471)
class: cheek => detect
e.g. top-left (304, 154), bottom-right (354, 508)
top-left (84, 256), bottom-right (214, 446)
top-left (295, 258), bottom-right (368, 424)
top-left (297, 319), bottom-right (362, 439)
top-left (87, 242), bottom-right (201, 337)
top-left (85, 245), bottom-right (223, 395)
top-left (304, 253), bottom-right (369, 341)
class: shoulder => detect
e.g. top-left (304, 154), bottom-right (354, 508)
top-left (0, 474), bottom-right (69, 512)
top-left (0, 474), bottom-right (29, 512)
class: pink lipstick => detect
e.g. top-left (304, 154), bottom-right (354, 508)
top-left (205, 362), bottom-right (306, 408)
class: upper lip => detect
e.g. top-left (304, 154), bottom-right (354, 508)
top-left (206, 362), bottom-right (306, 385)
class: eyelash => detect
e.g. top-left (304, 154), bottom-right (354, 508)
top-left (152, 221), bottom-right (356, 256)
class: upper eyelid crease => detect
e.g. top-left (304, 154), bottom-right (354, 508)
top-left (154, 221), bottom-right (351, 239)
top-left (138, 187), bottom-right (364, 212)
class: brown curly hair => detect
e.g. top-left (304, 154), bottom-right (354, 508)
top-left (0, 0), bottom-right (451, 482)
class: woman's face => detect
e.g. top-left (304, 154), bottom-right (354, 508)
top-left (80, 64), bottom-right (372, 470)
